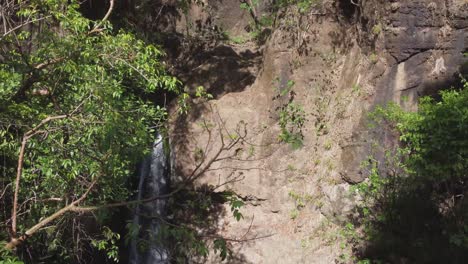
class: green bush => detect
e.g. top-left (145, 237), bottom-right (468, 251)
top-left (352, 79), bottom-right (468, 262)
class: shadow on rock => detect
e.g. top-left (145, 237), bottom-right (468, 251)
top-left (176, 44), bottom-right (261, 99)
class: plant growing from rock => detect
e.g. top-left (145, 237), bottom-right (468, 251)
top-left (278, 102), bottom-right (306, 149)
top-left (272, 78), bottom-right (306, 148)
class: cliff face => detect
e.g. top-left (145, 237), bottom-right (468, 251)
top-left (165, 0), bottom-right (468, 262)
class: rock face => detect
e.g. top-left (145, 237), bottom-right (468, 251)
top-left (377, 0), bottom-right (468, 103)
top-left (164, 0), bottom-right (468, 262)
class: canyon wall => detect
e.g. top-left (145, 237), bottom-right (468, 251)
top-left (164, 0), bottom-right (468, 262)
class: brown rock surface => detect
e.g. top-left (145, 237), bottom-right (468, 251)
top-left (165, 0), bottom-right (468, 262)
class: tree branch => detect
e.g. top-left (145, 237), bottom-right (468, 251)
top-left (0, 15), bottom-right (51, 41)
top-left (6, 180), bottom-right (97, 250)
top-left (33, 57), bottom-right (65, 70)
top-left (350, 0), bottom-right (360, 6)
top-left (10, 97), bottom-right (87, 237)
top-left (89, 0), bottom-right (115, 34)
top-left (11, 114), bottom-right (68, 236)
top-left (65, 114), bottom-right (237, 213)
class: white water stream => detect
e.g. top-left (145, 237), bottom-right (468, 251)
top-left (129, 135), bottom-right (170, 264)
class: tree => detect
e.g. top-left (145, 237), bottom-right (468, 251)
top-left (352, 78), bottom-right (468, 262)
top-left (0, 0), bottom-right (179, 261)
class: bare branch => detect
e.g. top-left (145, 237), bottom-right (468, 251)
top-left (89, 0), bottom-right (115, 34)
top-left (350, 0), bottom-right (360, 6)
top-left (0, 16), bottom-right (51, 41)
top-left (62, 113), bottom-right (239, 213)
top-left (0, 183), bottom-right (11, 201)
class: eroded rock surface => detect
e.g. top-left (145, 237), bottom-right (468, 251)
top-left (165, 0), bottom-right (468, 262)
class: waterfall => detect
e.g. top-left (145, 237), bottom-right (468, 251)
top-left (129, 134), bottom-right (170, 264)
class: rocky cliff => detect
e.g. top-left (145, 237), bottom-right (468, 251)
top-left (157, 0), bottom-right (468, 262)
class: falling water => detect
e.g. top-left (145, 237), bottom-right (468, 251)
top-left (129, 134), bottom-right (170, 264)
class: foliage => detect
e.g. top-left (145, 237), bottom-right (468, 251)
top-left (195, 86), bottom-right (213, 100)
top-left (278, 102), bottom-right (306, 149)
top-left (272, 78), bottom-right (306, 148)
top-left (0, 0), bottom-right (180, 262)
top-left (369, 53), bottom-right (378, 64)
top-left (154, 189), bottom-right (244, 262)
top-left (350, 79), bottom-right (468, 262)
top-left (213, 238), bottom-right (228, 260)
top-left (273, 0), bottom-right (321, 13)
top-left (371, 23), bottom-right (382, 36)
top-left (236, 0), bottom-right (321, 44)
top-left (228, 35), bottom-right (250, 45)
top-left (313, 85), bottom-right (330, 136)
top-left (177, 86), bottom-right (212, 115)
top-left (91, 227), bottom-right (121, 262)
top-left (0, 1), bottom-right (252, 264)
top-left (0, 244), bottom-right (23, 264)
top-left (288, 190), bottom-right (314, 219)
top-left (239, 0), bottom-right (259, 12)
top-left (226, 193), bottom-right (245, 221)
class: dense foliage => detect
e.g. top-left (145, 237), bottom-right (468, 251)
top-left (0, 0), bottom-right (179, 262)
top-left (352, 79), bottom-right (468, 263)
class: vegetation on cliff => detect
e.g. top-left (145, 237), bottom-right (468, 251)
top-left (351, 79), bottom-right (468, 263)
